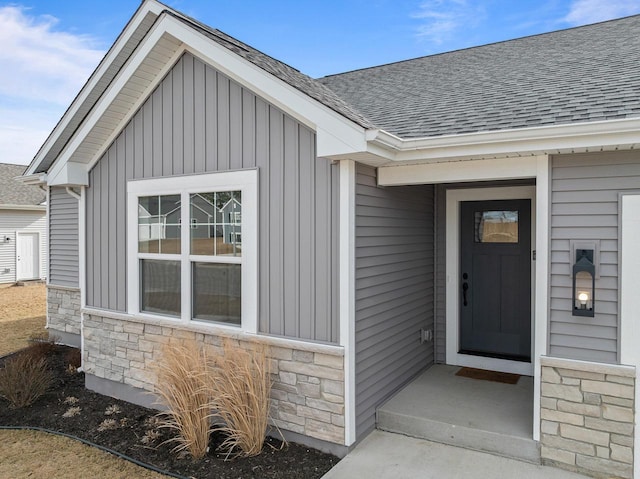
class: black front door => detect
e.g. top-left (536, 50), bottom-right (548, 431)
top-left (459, 199), bottom-right (531, 362)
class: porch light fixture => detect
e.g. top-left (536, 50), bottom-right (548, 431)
top-left (572, 249), bottom-right (595, 317)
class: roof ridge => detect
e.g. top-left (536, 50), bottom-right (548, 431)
top-left (319, 13), bottom-right (640, 80)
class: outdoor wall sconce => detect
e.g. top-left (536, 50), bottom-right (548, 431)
top-left (572, 249), bottom-right (595, 317)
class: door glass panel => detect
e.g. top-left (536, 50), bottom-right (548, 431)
top-left (475, 210), bottom-right (518, 243)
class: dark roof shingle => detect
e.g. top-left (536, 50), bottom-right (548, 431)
top-left (318, 15), bottom-right (640, 138)
top-left (0, 163), bottom-right (46, 206)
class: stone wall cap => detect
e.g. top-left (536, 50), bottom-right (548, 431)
top-left (47, 284), bottom-right (81, 292)
top-left (82, 307), bottom-right (345, 356)
top-left (541, 356), bottom-right (636, 378)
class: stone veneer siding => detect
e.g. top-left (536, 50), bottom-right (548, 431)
top-left (47, 285), bottom-right (81, 336)
top-left (540, 356), bottom-right (635, 479)
top-left (82, 312), bottom-right (346, 445)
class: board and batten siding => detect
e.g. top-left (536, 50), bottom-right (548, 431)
top-left (355, 163), bottom-right (434, 439)
top-left (86, 52), bottom-right (339, 343)
top-left (0, 210), bottom-right (47, 284)
top-left (49, 187), bottom-right (79, 287)
top-left (550, 151), bottom-right (640, 363)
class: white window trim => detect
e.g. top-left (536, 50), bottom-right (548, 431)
top-left (127, 169), bottom-right (258, 334)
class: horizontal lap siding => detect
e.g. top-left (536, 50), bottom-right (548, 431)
top-left (86, 52), bottom-right (338, 343)
top-left (550, 151), bottom-right (640, 363)
top-left (0, 210), bottom-right (47, 283)
top-left (355, 164), bottom-right (434, 439)
top-left (49, 187), bottom-right (78, 287)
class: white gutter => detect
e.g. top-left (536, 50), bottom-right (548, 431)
top-left (0, 204), bottom-right (46, 211)
top-left (15, 173), bottom-right (47, 186)
top-left (366, 116), bottom-right (640, 163)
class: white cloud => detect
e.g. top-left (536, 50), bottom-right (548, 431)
top-left (0, 6), bottom-right (105, 164)
top-left (412, 0), bottom-right (486, 45)
top-left (564, 0), bottom-right (640, 25)
top-left (0, 105), bottom-right (56, 165)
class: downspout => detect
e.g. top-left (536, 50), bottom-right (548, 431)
top-left (433, 185), bottom-right (438, 362)
top-left (65, 187), bottom-right (81, 200)
top-left (65, 186), bottom-right (84, 369)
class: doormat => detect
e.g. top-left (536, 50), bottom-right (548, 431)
top-left (455, 367), bottom-right (520, 384)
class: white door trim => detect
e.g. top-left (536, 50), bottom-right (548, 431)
top-left (446, 186), bottom-right (536, 376)
top-left (15, 231), bottom-right (40, 281)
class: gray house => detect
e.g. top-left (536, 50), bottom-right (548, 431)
top-left (0, 163), bottom-right (46, 284)
top-left (20, 2), bottom-right (640, 477)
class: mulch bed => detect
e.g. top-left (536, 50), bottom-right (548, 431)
top-left (0, 345), bottom-right (339, 479)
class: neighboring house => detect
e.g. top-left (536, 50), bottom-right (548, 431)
top-left (0, 163), bottom-right (46, 284)
top-left (20, 2), bottom-right (640, 477)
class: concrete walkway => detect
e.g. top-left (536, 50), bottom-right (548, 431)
top-left (322, 430), bottom-right (590, 479)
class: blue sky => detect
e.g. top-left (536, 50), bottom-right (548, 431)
top-left (1, 0), bottom-right (639, 165)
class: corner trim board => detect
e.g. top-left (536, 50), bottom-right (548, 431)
top-left (339, 159), bottom-right (356, 445)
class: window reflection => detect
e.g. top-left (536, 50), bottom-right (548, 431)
top-left (475, 210), bottom-right (518, 243)
top-left (190, 191), bottom-right (242, 257)
top-left (138, 195), bottom-right (181, 254)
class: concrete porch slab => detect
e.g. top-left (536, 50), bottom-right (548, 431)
top-left (377, 364), bottom-right (539, 462)
top-left (322, 430), bottom-right (590, 479)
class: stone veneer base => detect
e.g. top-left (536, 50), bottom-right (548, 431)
top-left (47, 285), bottom-right (81, 336)
top-left (82, 311), bottom-right (347, 453)
top-left (540, 356), bottom-right (635, 479)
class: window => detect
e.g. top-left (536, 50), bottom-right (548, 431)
top-left (474, 210), bottom-right (519, 243)
top-left (127, 170), bottom-right (258, 332)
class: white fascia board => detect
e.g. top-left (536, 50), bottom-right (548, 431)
top-left (48, 13), bottom-right (367, 183)
top-left (47, 162), bottom-right (89, 187)
top-left (24, 0), bottom-right (165, 177)
top-left (378, 156), bottom-right (542, 186)
top-left (367, 117), bottom-right (640, 163)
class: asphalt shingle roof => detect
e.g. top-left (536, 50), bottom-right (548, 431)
top-left (0, 163), bottom-right (45, 206)
top-left (318, 15), bottom-right (640, 139)
top-left (169, 11), bottom-right (375, 130)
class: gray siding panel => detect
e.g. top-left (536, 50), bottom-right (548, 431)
top-left (550, 151), bottom-right (640, 363)
top-left (86, 52), bottom-right (338, 343)
top-left (354, 164), bottom-right (434, 439)
top-left (49, 187), bottom-right (79, 287)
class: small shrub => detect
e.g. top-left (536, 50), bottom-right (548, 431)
top-left (141, 429), bottom-right (161, 445)
top-left (65, 348), bottom-right (82, 369)
top-left (63, 406), bottom-right (81, 418)
top-left (97, 419), bottom-right (118, 432)
top-left (210, 341), bottom-right (273, 458)
top-left (154, 340), bottom-right (214, 459)
top-left (0, 353), bottom-right (52, 408)
top-left (25, 332), bottom-right (59, 361)
top-left (64, 396), bottom-right (79, 405)
top-left (105, 404), bottom-right (121, 415)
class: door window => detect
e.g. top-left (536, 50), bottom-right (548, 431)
top-left (474, 210), bottom-right (518, 243)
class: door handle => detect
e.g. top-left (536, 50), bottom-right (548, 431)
top-left (462, 282), bottom-right (469, 306)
